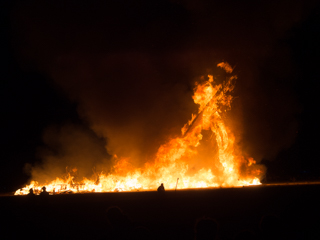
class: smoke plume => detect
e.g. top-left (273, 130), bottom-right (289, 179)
top-left (11, 0), bottom-right (316, 182)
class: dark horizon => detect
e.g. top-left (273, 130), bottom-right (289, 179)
top-left (2, 184), bottom-right (319, 239)
top-left (1, 0), bottom-right (320, 193)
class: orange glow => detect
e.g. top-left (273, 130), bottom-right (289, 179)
top-left (15, 62), bottom-right (264, 195)
top-left (217, 62), bottom-right (234, 73)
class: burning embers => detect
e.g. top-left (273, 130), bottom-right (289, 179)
top-left (15, 62), bottom-right (264, 195)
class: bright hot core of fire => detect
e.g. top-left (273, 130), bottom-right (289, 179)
top-left (15, 63), bottom-right (264, 195)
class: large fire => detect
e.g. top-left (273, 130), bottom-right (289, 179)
top-left (15, 62), bottom-right (264, 195)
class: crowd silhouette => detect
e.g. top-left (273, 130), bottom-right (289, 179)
top-left (14, 185), bottom-right (312, 240)
top-left (97, 205), bottom-right (288, 240)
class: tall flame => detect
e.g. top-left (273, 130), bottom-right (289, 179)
top-left (15, 62), bottom-right (264, 195)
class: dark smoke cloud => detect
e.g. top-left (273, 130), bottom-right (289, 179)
top-left (49, 52), bottom-right (196, 166)
top-left (10, 0), bottom-right (318, 179)
top-left (29, 124), bottom-right (110, 184)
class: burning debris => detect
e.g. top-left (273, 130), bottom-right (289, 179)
top-left (15, 62), bottom-right (264, 195)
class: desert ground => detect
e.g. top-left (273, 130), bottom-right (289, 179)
top-left (1, 183), bottom-right (319, 240)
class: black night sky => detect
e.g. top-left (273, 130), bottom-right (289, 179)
top-left (1, 0), bottom-right (320, 193)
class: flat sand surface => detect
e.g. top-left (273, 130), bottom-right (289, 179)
top-left (1, 183), bottom-right (319, 239)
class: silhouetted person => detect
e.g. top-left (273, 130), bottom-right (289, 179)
top-left (27, 188), bottom-right (35, 196)
top-left (106, 206), bottom-right (133, 240)
top-left (194, 217), bottom-right (219, 240)
top-left (131, 226), bottom-right (154, 240)
top-left (157, 183), bottom-right (165, 193)
top-left (234, 230), bottom-right (256, 240)
top-left (259, 214), bottom-right (284, 240)
top-left (39, 186), bottom-right (49, 196)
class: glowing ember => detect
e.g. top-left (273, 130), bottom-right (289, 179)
top-left (15, 62), bottom-right (264, 195)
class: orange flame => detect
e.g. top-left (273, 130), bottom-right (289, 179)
top-left (15, 62), bottom-right (264, 195)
